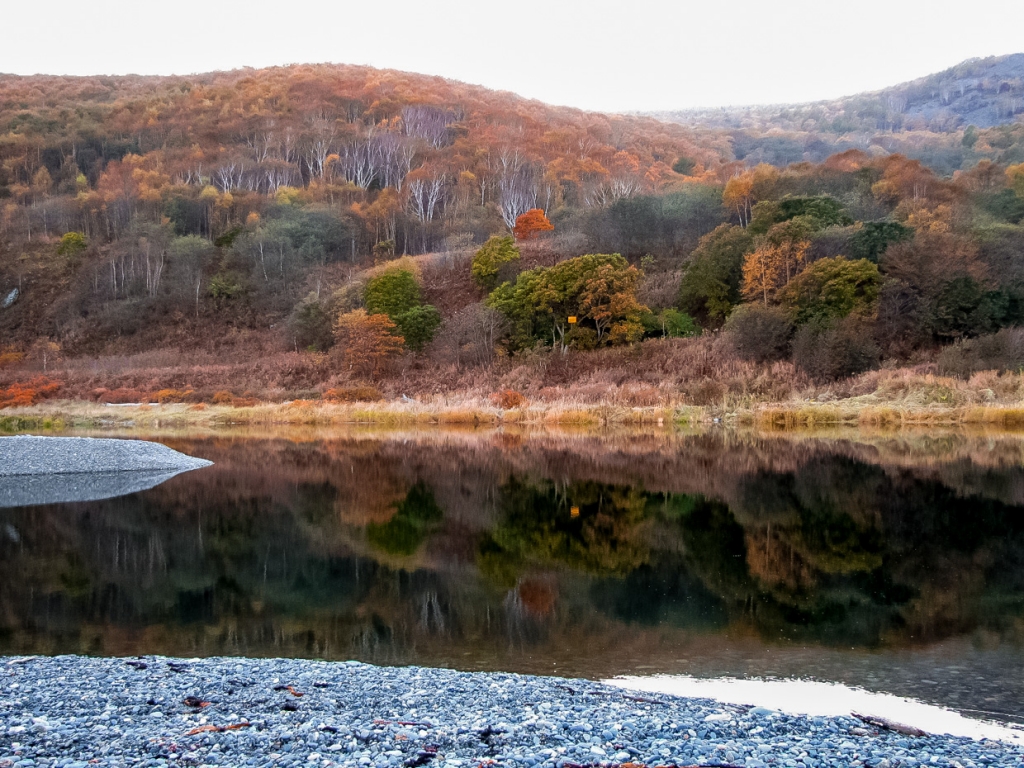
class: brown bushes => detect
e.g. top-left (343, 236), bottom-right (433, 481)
top-left (96, 387), bottom-right (148, 404)
top-left (0, 351), bottom-right (25, 369)
top-left (323, 386), bottom-right (383, 403)
top-left (491, 389), bottom-right (528, 409)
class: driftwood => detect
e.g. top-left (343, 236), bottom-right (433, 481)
top-left (852, 712), bottom-right (927, 737)
top-left (185, 723), bottom-right (251, 736)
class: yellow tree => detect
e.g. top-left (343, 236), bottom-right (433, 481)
top-left (723, 164), bottom-right (779, 227)
top-left (741, 240), bottom-right (809, 305)
top-left (1008, 163), bottom-right (1024, 199)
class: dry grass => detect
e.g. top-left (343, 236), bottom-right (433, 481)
top-left (9, 337), bottom-right (1024, 435)
top-left (1, 397), bottom-right (688, 432)
top-left (11, 390), bottom-right (1024, 436)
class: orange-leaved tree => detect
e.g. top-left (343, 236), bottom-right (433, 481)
top-left (513, 208), bottom-right (554, 241)
top-left (723, 164), bottom-right (780, 227)
top-left (741, 239), bottom-right (809, 305)
top-left (334, 310), bottom-right (405, 380)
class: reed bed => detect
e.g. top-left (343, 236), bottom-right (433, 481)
top-left (0, 398), bottom-right (686, 432)
top-left (9, 386), bottom-right (1024, 436)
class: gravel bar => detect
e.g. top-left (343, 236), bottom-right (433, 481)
top-left (0, 437), bottom-right (212, 476)
top-left (2, 656), bottom-right (1022, 768)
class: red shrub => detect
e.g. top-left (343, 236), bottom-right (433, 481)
top-left (0, 377), bottom-right (63, 409)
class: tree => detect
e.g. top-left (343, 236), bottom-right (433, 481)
top-left (778, 257), bottom-right (882, 326)
top-left (578, 260), bottom-right (645, 343)
top-left (488, 253), bottom-right (647, 351)
top-left (723, 164), bottom-right (779, 227)
top-left (57, 231), bottom-right (88, 258)
top-left (932, 276), bottom-right (1012, 340)
top-left (793, 317), bottom-right (880, 381)
top-left (513, 208), bottom-right (554, 240)
top-left (497, 149), bottom-right (537, 230)
top-left (394, 304), bottom-right (442, 351)
top-left (471, 236), bottom-right (521, 290)
top-left (169, 235), bottom-right (215, 316)
top-left (672, 156), bottom-right (696, 176)
top-left (679, 224), bottom-right (753, 323)
top-left (289, 294), bottom-right (335, 351)
top-left (363, 265), bottom-right (442, 350)
top-left (741, 239), bottom-right (809, 305)
top-left (365, 266), bottom-right (421, 317)
top-left (749, 195), bottom-right (853, 236)
top-left (640, 308), bottom-right (700, 339)
top-left (849, 221), bottom-right (913, 263)
top-left (334, 310), bottom-right (405, 379)
top-left (1008, 163), bottom-right (1024, 199)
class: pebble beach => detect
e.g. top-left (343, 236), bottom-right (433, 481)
top-left (2, 656), bottom-right (1023, 768)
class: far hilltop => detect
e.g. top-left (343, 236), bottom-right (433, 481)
top-left (652, 54), bottom-right (1024, 172)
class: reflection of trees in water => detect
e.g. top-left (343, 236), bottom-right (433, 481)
top-left (484, 478), bottom-right (654, 576)
top-left (3, 434), bottom-right (1024, 661)
top-left (367, 483), bottom-right (444, 557)
top-left (502, 577), bottom-right (558, 651)
top-left (419, 590), bottom-right (446, 634)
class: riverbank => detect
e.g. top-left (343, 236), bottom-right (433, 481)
top-left (7, 397), bottom-right (1024, 434)
top-left (1, 656), bottom-right (1021, 768)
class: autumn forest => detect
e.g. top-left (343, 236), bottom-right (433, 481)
top-left (3, 57), bottom-right (1024, 411)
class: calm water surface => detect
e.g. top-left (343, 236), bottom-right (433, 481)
top-left (2, 430), bottom-right (1023, 722)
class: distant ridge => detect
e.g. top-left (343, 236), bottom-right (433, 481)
top-left (654, 54), bottom-right (1024, 133)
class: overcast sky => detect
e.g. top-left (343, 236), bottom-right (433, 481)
top-left (3, 0), bottom-right (1023, 112)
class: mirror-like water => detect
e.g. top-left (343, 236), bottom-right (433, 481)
top-left (2, 430), bottom-right (1023, 722)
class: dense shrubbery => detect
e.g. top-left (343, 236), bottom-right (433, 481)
top-left (792, 318), bottom-right (880, 381)
top-left (487, 253), bottom-right (646, 351)
top-left (724, 305), bottom-right (793, 363)
top-left (937, 328), bottom-right (1024, 377)
top-left (362, 266), bottom-right (441, 352)
top-left (471, 236), bottom-right (520, 290)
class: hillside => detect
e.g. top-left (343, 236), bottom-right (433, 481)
top-left (0, 63), bottom-right (720, 210)
top-left (652, 54), bottom-right (1024, 172)
top-left (1, 61), bottom-right (1024, 415)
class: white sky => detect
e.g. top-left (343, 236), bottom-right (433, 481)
top-left (2, 0), bottom-right (1023, 112)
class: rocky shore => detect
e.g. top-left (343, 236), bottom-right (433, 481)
top-left (1, 656), bottom-right (1022, 768)
top-left (0, 436), bottom-right (212, 476)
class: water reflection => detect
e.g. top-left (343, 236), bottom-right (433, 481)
top-left (0, 468), bottom-right (196, 508)
top-left (1, 431), bottom-right (1023, 720)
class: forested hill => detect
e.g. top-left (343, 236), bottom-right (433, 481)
top-left (0, 63), bottom-right (720, 217)
top-left (651, 54), bottom-right (1024, 172)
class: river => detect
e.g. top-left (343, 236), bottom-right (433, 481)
top-left (2, 428), bottom-right (1023, 724)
